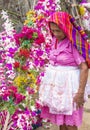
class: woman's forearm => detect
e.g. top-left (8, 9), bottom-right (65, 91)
top-left (78, 62), bottom-right (89, 94)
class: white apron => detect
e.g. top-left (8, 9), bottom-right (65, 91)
top-left (39, 65), bottom-right (88, 115)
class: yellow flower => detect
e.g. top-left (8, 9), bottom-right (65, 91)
top-left (27, 73), bottom-right (36, 84)
top-left (24, 20), bottom-right (29, 25)
top-left (24, 10), bottom-right (38, 25)
top-left (31, 18), bottom-right (36, 22)
top-left (14, 75), bottom-right (28, 87)
top-left (79, 6), bottom-right (86, 16)
top-left (26, 10), bottom-right (36, 17)
top-left (37, 14), bottom-right (44, 20)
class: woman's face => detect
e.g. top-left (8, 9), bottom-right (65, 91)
top-left (49, 22), bottom-right (66, 41)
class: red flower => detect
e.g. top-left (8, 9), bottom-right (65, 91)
top-left (19, 48), bottom-right (30, 58)
top-left (13, 61), bottom-right (20, 68)
top-left (21, 65), bottom-right (28, 71)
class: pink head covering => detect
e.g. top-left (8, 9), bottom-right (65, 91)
top-left (48, 11), bottom-right (90, 67)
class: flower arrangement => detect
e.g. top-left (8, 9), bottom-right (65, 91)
top-left (13, 24), bottom-right (46, 129)
top-left (14, 26), bottom-right (45, 68)
top-left (0, 10), bottom-right (43, 130)
top-left (24, 0), bottom-right (61, 63)
top-left (0, 0), bottom-right (61, 129)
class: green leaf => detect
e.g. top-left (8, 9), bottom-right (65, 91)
top-left (9, 97), bottom-right (14, 104)
top-left (29, 39), bottom-right (34, 43)
top-left (32, 32), bottom-right (38, 39)
top-left (30, 99), bottom-right (35, 106)
top-left (0, 102), bottom-right (10, 111)
top-left (18, 104), bottom-right (25, 110)
top-left (22, 40), bottom-right (30, 48)
top-left (28, 21), bottom-right (33, 26)
top-left (8, 105), bottom-right (16, 115)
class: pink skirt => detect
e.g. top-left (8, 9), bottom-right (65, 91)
top-left (41, 106), bottom-right (83, 127)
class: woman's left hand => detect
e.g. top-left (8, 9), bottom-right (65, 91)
top-left (73, 92), bottom-right (85, 109)
top-left (74, 62), bottom-right (88, 109)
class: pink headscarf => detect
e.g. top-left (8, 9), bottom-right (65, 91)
top-left (48, 11), bottom-right (90, 67)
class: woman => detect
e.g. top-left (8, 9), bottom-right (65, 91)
top-left (39, 11), bottom-right (89, 130)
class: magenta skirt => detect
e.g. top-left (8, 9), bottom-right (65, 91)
top-left (41, 106), bottom-right (83, 127)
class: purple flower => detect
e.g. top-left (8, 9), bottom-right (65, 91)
top-left (31, 111), bottom-right (36, 117)
top-left (80, 0), bottom-right (87, 3)
top-left (36, 50), bottom-right (43, 57)
top-left (34, 59), bottom-right (39, 66)
top-left (40, 72), bottom-right (44, 76)
top-left (34, 3), bottom-right (44, 10)
top-left (24, 108), bottom-right (31, 115)
top-left (6, 63), bottom-right (12, 70)
top-left (9, 48), bottom-right (17, 54)
top-left (2, 36), bottom-right (6, 40)
top-left (40, 59), bottom-right (45, 67)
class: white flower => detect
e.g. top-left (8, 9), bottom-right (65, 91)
top-left (1, 10), bottom-right (9, 19)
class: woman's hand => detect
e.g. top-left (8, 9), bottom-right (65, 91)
top-left (73, 92), bottom-right (84, 109)
top-left (74, 62), bottom-right (88, 109)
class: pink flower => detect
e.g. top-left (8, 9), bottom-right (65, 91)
top-left (27, 87), bottom-right (35, 94)
top-left (2, 91), bottom-right (10, 101)
top-left (27, 33), bottom-right (33, 39)
top-left (14, 93), bottom-right (25, 104)
top-left (35, 100), bottom-right (42, 109)
top-left (14, 34), bottom-right (21, 45)
top-left (9, 86), bottom-right (17, 93)
top-left (35, 34), bottom-right (45, 45)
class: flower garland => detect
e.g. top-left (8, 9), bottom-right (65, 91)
top-left (0, 10), bottom-right (17, 87)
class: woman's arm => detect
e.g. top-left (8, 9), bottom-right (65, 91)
top-left (78, 62), bottom-right (89, 93)
top-left (73, 62), bottom-right (89, 108)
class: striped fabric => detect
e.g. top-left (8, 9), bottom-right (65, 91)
top-left (48, 11), bottom-right (90, 67)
